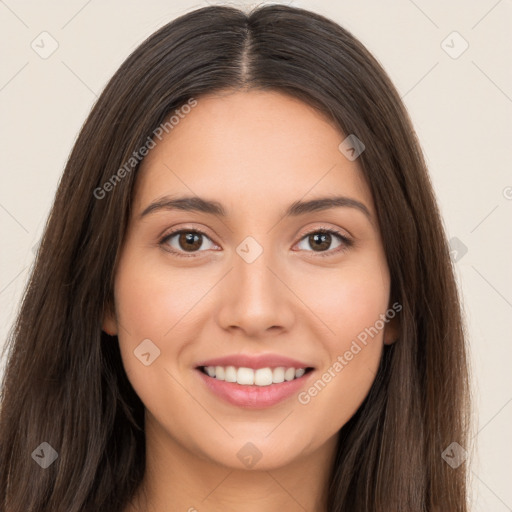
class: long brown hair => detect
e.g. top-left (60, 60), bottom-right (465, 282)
top-left (0, 4), bottom-right (470, 511)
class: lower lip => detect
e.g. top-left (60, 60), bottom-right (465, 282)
top-left (196, 368), bottom-right (314, 409)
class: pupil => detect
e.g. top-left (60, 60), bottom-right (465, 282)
top-left (181, 232), bottom-right (201, 251)
top-left (311, 233), bottom-right (330, 250)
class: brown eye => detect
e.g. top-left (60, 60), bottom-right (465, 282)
top-left (177, 232), bottom-right (203, 252)
top-left (307, 232), bottom-right (333, 251)
top-left (296, 229), bottom-right (351, 256)
top-left (160, 227), bottom-right (352, 259)
top-left (161, 229), bottom-right (216, 257)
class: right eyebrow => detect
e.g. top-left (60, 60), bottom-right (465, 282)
top-left (139, 196), bottom-right (225, 219)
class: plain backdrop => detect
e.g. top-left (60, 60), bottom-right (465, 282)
top-left (1, 0), bottom-right (511, 510)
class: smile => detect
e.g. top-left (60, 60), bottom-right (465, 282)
top-left (195, 365), bottom-right (315, 409)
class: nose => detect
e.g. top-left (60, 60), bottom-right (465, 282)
top-left (216, 245), bottom-right (296, 338)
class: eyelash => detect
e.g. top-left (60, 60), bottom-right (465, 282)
top-left (159, 226), bottom-right (353, 259)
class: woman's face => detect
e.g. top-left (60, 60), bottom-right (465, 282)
top-left (104, 90), bottom-right (398, 471)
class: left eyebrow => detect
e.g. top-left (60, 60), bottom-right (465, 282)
top-left (284, 196), bottom-right (371, 221)
top-left (138, 194), bottom-right (372, 222)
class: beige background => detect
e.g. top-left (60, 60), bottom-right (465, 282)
top-left (1, 0), bottom-right (511, 509)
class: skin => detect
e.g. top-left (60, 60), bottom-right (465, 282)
top-left (103, 89), bottom-right (399, 512)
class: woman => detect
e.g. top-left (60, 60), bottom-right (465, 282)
top-left (0, 4), bottom-right (470, 511)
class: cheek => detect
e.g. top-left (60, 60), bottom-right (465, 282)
top-left (111, 253), bottom-right (187, 382)
top-left (293, 257), bottom-right (389, 424)
top-left (301, 256), bottom-right (390, 351)
top-left (311, 285), bottom-right (386, 390)
top-left (112, 250), bottom-right (225, 394)
top-left (112, 254), bottom-right (195, 418)
top-left (113, 251), bottom-right (203, 339)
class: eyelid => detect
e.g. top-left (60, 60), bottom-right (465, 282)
top-left (295, 223), bottom-right (351, 242)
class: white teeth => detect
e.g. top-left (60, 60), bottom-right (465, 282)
top-left (237, 367), bottom-right (254, 385)
top-left (284, 368), bottom-right (296, 381)
top-left (202, 365), bottom-right (309, 386)
top-left (224, 365), bottom-right (237, 382)
top-left (272, 367), bottom-right (285, 383)
top-left (254, 368), bottom-right (273, 386)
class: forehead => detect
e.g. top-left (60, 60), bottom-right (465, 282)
top-left (135, 90), bottom-right (374, 219)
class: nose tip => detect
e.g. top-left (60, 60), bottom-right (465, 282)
top-left (216, 252), bottom-right (294, 337)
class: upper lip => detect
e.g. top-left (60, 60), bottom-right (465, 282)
top-left (195, 353), bottom-right (315, 370)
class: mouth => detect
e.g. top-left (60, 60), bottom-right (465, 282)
top-left (195, 365), bottom-right (316, 409)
